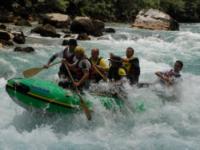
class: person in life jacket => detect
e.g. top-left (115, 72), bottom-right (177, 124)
top-left (44, 39), bottom-right (77, 79)
top-left (64, 46), bottom-right (91, 89)
top-left (89, 48), bottom-right (109, 83)
top-left (108, 54), bottom-right (127, 81)
top-left (155, 60), bottom-right (183, 85)
top-left (122, 47), bottom-right (140, 85)
top-left (107, 54), bottom-right (127, 99)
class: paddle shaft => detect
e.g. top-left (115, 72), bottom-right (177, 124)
top-left (23, 61), bottom-right (62, 78)
top-left (48, 60), bottom-right (62, 67)
top-left (92, 64), bottom-right (108, 81)
top-left (63, 62), bottom-right (92, 120)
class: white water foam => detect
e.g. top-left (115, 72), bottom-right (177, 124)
top-left (0, 24), bottom-right (200, 150)
top-left (0, 58), bottom-right (16, 79)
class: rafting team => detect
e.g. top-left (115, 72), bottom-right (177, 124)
top-left (43, 39), bottom-right (183, 92)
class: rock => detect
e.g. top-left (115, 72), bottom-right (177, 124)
top-left (131, 9), bottom-right (179, 31)
top-left (104, 28), bottom-right (116, 33)
top-left (14, 18), bottom-right (32, 26)
top-left (14, 47), bottom-right (35, 52)
top-left (0, 10), bottom-right (14, 23)
top-left (92, 19), bottom-right (105, 36)
top-left (40, 13), bottom-right (71, 28)
top-left (13, 32), bottom-right (25, 44)
top-left (63, 34), bottom-right (71, 38)
top-left (77, 33), bottom-right (91, 40)
top-left (12, 4), bottom-right (30, 19)
top-left (0, 24), bottom-right (6, 30)
top-left (31, 24), bottom-right (60, 38)
top-left (0, 39), bottom-right (14, 46)
top-left (14, 47), bottom-right (22, 52)
top-left (0, 30), bottom-right (12, 41)
top-left (22, 47), bottom-right (35, 52)
top-left (70, 17), bottom-right (94, 34)
top-left (62, 28), bottom-right (71, 34)
top-left (97, 36), bottom-right (110, 40)
top-left (70, 16), bottom-right (105, 36)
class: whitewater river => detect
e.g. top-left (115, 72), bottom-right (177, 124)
top-left (0, 23), bottom-right (200, 149)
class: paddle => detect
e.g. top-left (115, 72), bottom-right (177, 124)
top-left (63, 62), bottom-right (92, 121)
top-left (23, 61), bottom-right (61, 78)
top-left (92, 64), bottom-right (108, 81)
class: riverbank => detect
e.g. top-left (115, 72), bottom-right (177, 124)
top-left (1, 0), bottom-right (200, 23)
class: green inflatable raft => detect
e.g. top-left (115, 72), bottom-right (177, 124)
top-left (5, 78), bottom-right (130, 114)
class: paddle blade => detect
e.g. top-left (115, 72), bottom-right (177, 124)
top-left (23, 67), bottom-right (44, 78)
top-left (78, 95), bottom-right (92, 120)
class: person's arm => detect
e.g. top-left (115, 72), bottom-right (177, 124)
top-left (155, 71), bottom-right (173, 85)
top-left (43, 54), bottom-right (58, 68)
top-left (155, 71), bottom-right (163, 78)
top-left (44, 50), bottom-right (64, 68)
top-left (73, 60), bottom-right (91, 87)
top-left (48, 54), bottom-right (58, 64)
top-left (62, 59), bottom-right (76, 72)
top-left (74, 70), bottom-right (89, 87)
top-left (122, 58), bottom-right (129, 63)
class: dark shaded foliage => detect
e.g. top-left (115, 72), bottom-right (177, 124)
top-left (0, 0), bottom-right (200, 22)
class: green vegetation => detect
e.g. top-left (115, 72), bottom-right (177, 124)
top-left (0, 0), bottom-right (200, 22)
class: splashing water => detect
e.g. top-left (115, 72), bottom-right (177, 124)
top-left (0, 23), bottom-right (200, 149)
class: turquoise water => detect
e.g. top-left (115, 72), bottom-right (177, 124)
top-left (0, 23), bottom-right (200, 149)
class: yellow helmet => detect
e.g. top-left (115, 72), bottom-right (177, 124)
top-left (75, 46), bottom-right (85, 55)
top-left (118, 68), bottom-right (126, 76)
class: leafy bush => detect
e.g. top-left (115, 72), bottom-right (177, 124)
top-left (1, 0), bottom-right (200, 22)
